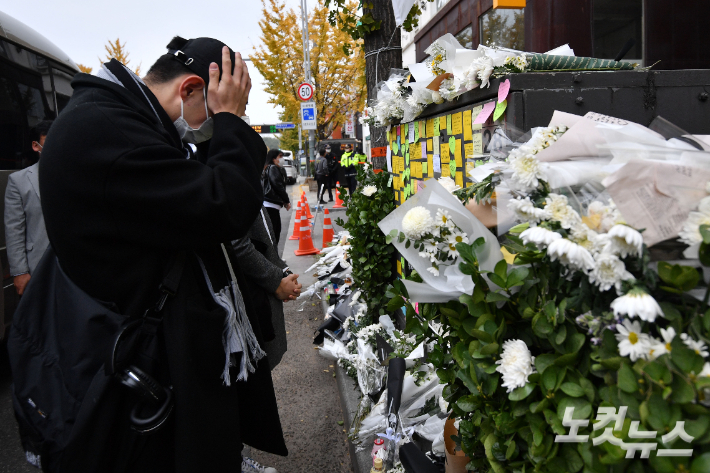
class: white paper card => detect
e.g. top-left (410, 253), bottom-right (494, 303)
top-left (421, 141), bottom-right (427, 157)
top-left (433, 154), bottom-right (441, 173)
top-left (408, 124), bottom-right (415, 143)
top-left (386, 146), bottom-right (392, 172)
top-left (433, 136), bottom-right (440, 155)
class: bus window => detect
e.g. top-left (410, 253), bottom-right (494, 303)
top-left (17, 84), bottom-right (45, 128)
top-left (51, 68), bottom-right (74, 112)
top-left (0, 76), bottom-right (24, 170)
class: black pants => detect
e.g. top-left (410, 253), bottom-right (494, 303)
top-left (346, 176), bottom-right (357, 195)
top-left (324, 175), bottom-right (335, 200)
top-left (316, 176), bottom-right (328, 202)
top-left (265, 207), bottom-right (282, 246)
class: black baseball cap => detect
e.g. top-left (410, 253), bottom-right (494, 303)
top-left (166, 36), bottom-right (236, 86)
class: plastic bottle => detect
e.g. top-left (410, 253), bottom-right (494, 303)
top-left (370, 457), bottom-right (384, 472)
top-left (371, 438), bottom-right (385, 464)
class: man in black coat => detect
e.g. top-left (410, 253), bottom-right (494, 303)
top-left (39, 36), bottom-right (286, 472)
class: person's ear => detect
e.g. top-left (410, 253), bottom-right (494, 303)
top-left (178, 75), bottom-right (206, 102)
top-left (31, 141), bottom-right (42, 153)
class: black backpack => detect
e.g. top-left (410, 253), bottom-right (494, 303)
top-left (7, 247), bottom-right (183, 472)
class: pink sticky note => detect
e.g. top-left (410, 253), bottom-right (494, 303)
top-left (473, 101), bottom-right (496, 125)
top-left (498, 79), bottom-right (511, 104)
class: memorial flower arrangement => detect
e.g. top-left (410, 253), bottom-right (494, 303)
top-left (383, 122), bottom-right (710, 471)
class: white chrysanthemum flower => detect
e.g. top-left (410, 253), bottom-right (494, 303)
top-left (402, 206), bottom-right (435, 239)
top-left (520, 227), bottom-right (561, 249)
top-left (438, 395), bottom-right (450, 413)
top-left (427, 265), bottom-right (440, 277)
top-left (616, 319), bottom-right (651, 361)
top-left (361, 185), bottom-right (377, 197)
top-left (510, 153), bottom-right (546, 189)
top-left (504, 54), bottom-right (528, 71)
top-left (476, 56), bottom-right (495, 88)
top-left (648, 327), bottom-right (676, 360)
top-left (570, 223), bottom-right (600, 252)
top-left (508, 197), bottom-right (552, 224)
top-left (444, 242), bottom-right (459, 259)
top-left (589, 253), bottom-right (634, 292)
top-left (608, 225), bottom-right (643, 258)
top-left (610, 288), bottom-right (663, 322)
top-left (447, 231), bottom-right (469, 247)
top-left (681, 333), bottom-right (709, 357)
top-left (700, 362), bottom-right (710, 377)
top-left (545, 194), bottom-right (582, 229)
top-left (547, 238), bottom-right (595, 272)
top-left (431, 91), bottom-right (444, 104)
top-left (495, 339), bottom-right (536, 393)
top-left (679, 196), bottom-right (710, 245)
top-left (438, 176), bottom-right (461, 194)
top-left (435, 209), bottom-right (454, 228)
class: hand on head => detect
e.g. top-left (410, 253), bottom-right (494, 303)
top-left (208, 46), bottom-right (251, 117)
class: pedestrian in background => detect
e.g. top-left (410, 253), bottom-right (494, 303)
top-left (4, 120), bottom-right (52, 295)
top-left (263, 149), bottom-right (291, 245)
top-left (314, 148), bottom-right (329, 204)
top-left (324, 145), bottom-right (336, 201)
top-left (340, 144), bottom-right (357, 195)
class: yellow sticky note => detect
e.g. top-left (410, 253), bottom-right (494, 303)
top-left (446, 114), bottom-right (452, 135)
top-left (397, 260), bottom-right (402, 275)
top-left (455, 172), bottom-right (463, 188)
top-left (473, 131), bottom-right (483, 154)
top-left (427, 139), bottom-right (433, 158)
top-left (471, 105), bottom-right (483, 131)
top-left (464, 142), bottom-right (474, 160)
top-left (427, 154), bottom-right (433, 177)
top-left (426, 118), bottom-right (434, 138)
top-left (452, 113), bottom-right (463, 135)
top-left (433, 117), bottom-right (440, 136)
top-left (455, 139), bottom-right (462, 167)
top-left (442, 163), bottom-right (450, 178)
top-left (466, 161), bottom-right (476, 177)
top-left (463, 110), bottom-right (472, 141)
top-left (441, 143), bottom-right (450, 163)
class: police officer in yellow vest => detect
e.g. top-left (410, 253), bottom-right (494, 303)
top-left (340, 144), bottom-right (367, 195)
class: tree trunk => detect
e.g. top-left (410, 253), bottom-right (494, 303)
top-left (363, 0), bottom-right (402, 168)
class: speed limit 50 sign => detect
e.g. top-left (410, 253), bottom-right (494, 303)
top-left (297, 82), bottom-right (314, 101)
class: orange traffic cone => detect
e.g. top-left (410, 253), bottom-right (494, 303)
top-left (303, 195), bottom-right (314, 219)
top-left (332, 182), bottom-right (345, 209)
top-left (322, 209), bottom-right (335, 249)
top-left (295, 214), bottom-right (320, 256)
top-left (288, 201), bottom-right (302, 240)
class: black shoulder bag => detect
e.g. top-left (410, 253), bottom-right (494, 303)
top-left (7, 247), bottom-right (185, 472)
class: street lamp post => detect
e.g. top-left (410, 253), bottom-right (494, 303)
top-left (300, 0), bottom-right (315, 177)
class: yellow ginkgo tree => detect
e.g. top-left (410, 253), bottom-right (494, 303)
top-left (251, 0), bottom-right (366, 150)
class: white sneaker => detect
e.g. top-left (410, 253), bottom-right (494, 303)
top-left (242, 455), bottom-right (278, 473)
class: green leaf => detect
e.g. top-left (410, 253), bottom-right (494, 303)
top-left (700, 242), bottom-right (710, 267)
top-left (509, 222), bottom-right (529, 234)
top-left (535, 354), bottom-right (557, 374)
top-left (506, 267), bottom-right (529, 288)
top-left (480, 343), bottom-right (500, 356)
top-left (554, 352), bottom-right (578, 366)
top-left (486, 292), bottom-right (509, 303)
top-left (692, 453), bottom-right (710, 473)
top-left (487, 273), bottom-right (507, 288)
top-left (509, 383), bottom-right (536, 401)
top-left (700, 224), bottom-right (710, 244)
top-left (543, 367), bottom-right (559, 391)
top-left (566, 333), bottom-right (586, 354)
top-left (494, 259), bottom-right (508, 281)
top-left (457, 395), bottom-right (477, 413)
top-left (560, 382), bottom-right (585, 397)
top-left (555, 325), bottom-right (567, 345)
top-left (471, 329), bottom-right (494, 343)
top-left (618, 363), bottom-right (639, 393)
top-left (670, 375), bottom-right (695, 404)
top-left (462, 317), bottom-right (478, 336)
top-left (456, 370), bottom-right (480, 395)
top-left (557, 397), bottom-right (592, 420)
top-left (579, 377), bottom-right (595, 403)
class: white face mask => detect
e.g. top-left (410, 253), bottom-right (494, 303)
top-left (173, 89), bottom-right (213, 144)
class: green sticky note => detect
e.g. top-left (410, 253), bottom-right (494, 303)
top-left (449, 136), bottom-right (456, 155)
top-left (422, 162), bottom-right (428, 175)
top-left (433, 117), bottom-right (440, 136)
top-left (405, 151), bottom-right (410, 166)
top-left (393, 141), bottom-right (399, 155)
top-left (446, 115), bottom-right (452, 135)
top-left (404, 123), bottom-right (408, 139)
top-left (449, 159), bottom-right (457, 177)
top-left (414, 122), bottom-right (420, 141)
top-left (493, 99), bottom-right (507, 122)
top-left (388, 174), bottom-right (393, 187)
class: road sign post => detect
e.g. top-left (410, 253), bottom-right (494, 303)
top-left (301, 102), bottom-right (317, 131)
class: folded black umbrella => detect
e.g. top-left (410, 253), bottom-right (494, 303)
top-left (313, 317), bottom-right (342, 345)
top-left (399, 443), bottom-right (440, 473)
top-left (387, 357), bottom-right (406, 416)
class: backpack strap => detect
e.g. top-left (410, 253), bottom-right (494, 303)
top-left (154, 251), bottom-right (187, 312)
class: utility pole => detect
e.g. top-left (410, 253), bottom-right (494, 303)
top-left (300, 0), bottom-right (315, 177)
top-left (363, 1), bottom-right (402, 169)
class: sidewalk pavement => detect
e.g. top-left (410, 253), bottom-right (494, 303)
top-left (245, 183), bottom-right (353, 472)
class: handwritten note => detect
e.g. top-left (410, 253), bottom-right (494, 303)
top-left (386, 146), bottom-right (392, 172)
top-left (448, 136), bottom-right (456, 156)
top-left (464, 142), bottom-right (474, 160)
top-left (471, 105), bottom-right (483, 131)
top-left (433, 154), bottom-right (441, 173)
top-left (427, 139), bottom-right (433, 158)
top-left (432, 136), bottom-right (440, 155)
top-left (426, 154), bottom-right (432, 177)
top-left (441, 143), bottom-right (450, 163)
top-left (441, 162), bottom-right (450, 178)
top-left (455, 171), bottom-right (463, 188)
top-left (419, 121), bottom-right (425, 140)
top-left (498, 78), bottom-right (511, 104)
top-left (473, 101), bottom-right (496, 124)
top-left (408, 123), bottom-right (415, 143)
top-left (405, 151), bottom-right (410, 166)
top-left (420, 141), bottom-right (427, 159)
top-left (446, 114), bottom-right (452, 135)
top-left (426, 118), bottom-right (434, 138)
top-left (455, 139), bottom-right (463, 167)
top-left (493, 99), bottom-right (507, 122)
top-left (422, 161), bottom-right (428, 176)
top-left (463, 110), bottom-right (472, 141)
top-left (433, 117), bottom-right (440, 136)
top-left (392, 141), bottom-right (399, 155)
top-left (449, 159), bottom-right (457, 178)
top-left (452, 113), bottom-right (463, 135)
top-left (473, 131), bottom-right (483, 154)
